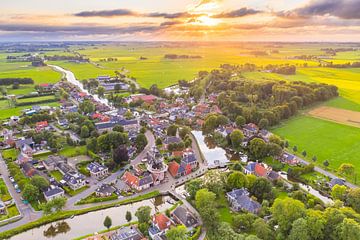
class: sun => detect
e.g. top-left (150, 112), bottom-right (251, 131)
top-left (195, 15), bottom-right (221, 26)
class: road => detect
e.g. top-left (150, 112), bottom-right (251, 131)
top-left (297, 155), bottom-right (357, 188)
top-left (0, 129), bottom-right (208, 235)
top-left (0, 154), bottom-right (42, 232)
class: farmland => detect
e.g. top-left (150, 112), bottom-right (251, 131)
top-left (272, 115), bottom-right (360, 181)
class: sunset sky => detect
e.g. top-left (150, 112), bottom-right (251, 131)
top-left (1, 0), bottom-right (360, 41)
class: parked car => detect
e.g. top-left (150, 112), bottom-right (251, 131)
top-left (9, 176), bottom-right (15, 183)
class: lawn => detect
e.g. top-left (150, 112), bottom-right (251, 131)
top-left (0, 204), bottom-right (20, 221)
top-left (50, 170), bottom-right (63, 182)
top-left (217, 192), bottom-right (233, 224)
top-left (0, 178), bottom-right (12, 202)
top-left (0, 102), bottom-right (60, 120)
top-left (59, 145), bottom-right (87, 157)
top-left (16, 95), bottom-right (56, 104)
top-left (1, 149), bottom-right (18, 160)
top-left (272, 115), bottom-right (360, 181)
top-left (63, 186), bottom-right (89, 197)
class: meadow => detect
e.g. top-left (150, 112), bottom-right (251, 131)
top-left (272, 115), bottom-right (360, 181)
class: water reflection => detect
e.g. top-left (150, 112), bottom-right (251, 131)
top-left (11, 196), bottom-right (174, 240)
top-left (43, 222), bottom-right (70, 238)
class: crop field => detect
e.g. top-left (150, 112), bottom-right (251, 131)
top-left (309, 106), bottom-right (360, 128)
top-left (272, 115), bottom-right (360, 179)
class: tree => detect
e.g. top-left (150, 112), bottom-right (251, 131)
top-left (232, 213), bottom-right (257, 232)
top-left (114, 83), bottom-right (121, 93)
top-left (250, 178), bottom-right (274, 202)
top-left (179, 127), bottom-right (191, 139)
top-left (306, 209), bottom-right (325, 240)
top-left (253, 218), bottom-right (274, 240)
top-left (156, 138), bottom-right (162, 146)
top-left (125, 211), bottom-right (132, 222)
top-left (80, 125), bottom-right (90, 138)
top-left (266, 143), bottom-right (282, 157)
top-left (235, 116), bottom-right (246, 127)
top-left (97, 86), bottom-right (105, 97)
top-left (249, 138), bottom-right (267, 159)
top-left (103, 216), bottom-right (112, 229)
top-left (167, 124), bottom-right (178, 136)
top-left (339, 218), bottom-right (360, 240)
top-left (203, 171), bottom-right (225, 196)
top-left (113, 125), bottom-right (124, 132)
top-left (112, 144), bottom-right (129, 165)
top-left (258, 118), bottom-right (269, 129)
top-left (185, 178), bottom-right (203, 200)
top-left (271, 197), bottom-right (306, 235)
top-left (347, 188), bottom-right (360, 213)
top-left (338, 163), bottom-right (355, 176)
top-left (166, 225), bottom-right (188, 240)
top-left (323, 160), bottom-right (329, 168)
top-left (312, 156), bottom-right (317, 162)
top-left (79, 100), bottom-right (95, 114)
top-left (227, 171), bottom-right (248, 190)
top-left (302, 150), bottom-right (307, 158)
top-left (22, 184), bottom-right (40, 202)
top-left (135, 206), bottom-right (151, 224)
top-left (293, 146), bottom-right (298, 152)
top-left (288, 218), bottom-right (310, 240)
top-left (230, 130), bottom-right (244, 152)
top-left (135, 133), bottom-right (148, 150)
top-left (331, 185), bottom-right (347, 201)
top-left (30, 175), bottom-right (49, 190)
top-left (0, 86), bottom-right (7, 96)
top-left (195, 189), bottom-right (219, 232)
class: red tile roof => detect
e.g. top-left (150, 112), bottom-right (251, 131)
top-left (172, 151), bottom-right (183, 158)
top-left (168, 161), bottom-right (180, 177)
top-left (255, 164), bottom-right (267, 177)
top-left (153, 213), bottom-right (171, 231)
top-left (122, 171), bottom-right (139, 187)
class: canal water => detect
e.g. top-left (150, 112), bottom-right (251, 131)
top-left (10, 195), bottom-right (174, 240)
top-left (191, 131), bottom-right (229, 168)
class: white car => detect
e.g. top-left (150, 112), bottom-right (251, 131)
top-left (9, 176), bottom-right (15, 183)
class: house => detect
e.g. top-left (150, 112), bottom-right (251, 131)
top-left (181, 150), bottom-right (198, 169)
top-left (163, 136), bottom-right (181, 149)
top-left (36, 121), bottom-right (49, 132)
top-left (22, 162), bottom-right (38, 177)
top-left (43, 186), bottom-right (65, 201)
top-left (168, 161), bottom-right (186, 178)
top-left (17, 152), bottom-right (32, 164)
top-left (62, 171), bottom-right (86, 190)
top-left (42, 155), bottom-right (67, 171)
top-left (110, 226), bottom-right (144, 240)
top-left (149, 213), bottom-right (173, 239)
top-left (87, 162), bottom-right (109, 179)
top-left (171, 206), bottom-right (199, 230)
top-left (244, 162), bottom-right (256, 175)
top-left (97, 76), bottom-right (111, 82)
top-left (15, 138), bottom-right (34, 149)
top-left (129, 94), bottom-right (158, 104)
top-left (21, 144), bottom-right (33, 157)
top-left (280, 152), bottom-right (299, 165)
top-left (121, 171), bottom-right (153, 191)
top-left (242, 123), bottom-right (259, 137)
top-left (244, 162), bottom-right (280, 181)
top-left (329, 178), bottom-right (346, 189)
top-left (95, 184), bottom-right (116, 197)
top-left (0, 201), bottom-right (6, 215)
top-left (57, 118), bottom-right (69, 127)
top-left (227, 188), bottom-right (261, 214)
top-left (2, 129), bottom-right (15, 146)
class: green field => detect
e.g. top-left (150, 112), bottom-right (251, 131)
top-left (0, 178), bottom-right (12, 202)
top-left (272, 115), bottom-right (360, 180)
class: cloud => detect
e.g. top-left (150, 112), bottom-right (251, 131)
top-left (213, 8), bottom-right (262, 18)
top-left (160, 21), bottom-right (183, 27)
top-left (281, 0), bottom-right (360, 19)
top-left (146, 12), bottom-right (192, 19)
top-left (74, 9), bottom-right (137, 17)
top-left (0, 23), bottom-right (160, 35)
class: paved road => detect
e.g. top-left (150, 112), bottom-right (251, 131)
top-left (0, 154), bottom-right (42, 232)
top-left (294, 152), bottom-right (358, 189)
top-left (66, 130), bottom-right (155, 207)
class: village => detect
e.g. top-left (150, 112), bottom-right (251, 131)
top-left (0, 65), bottom-right (355, 240)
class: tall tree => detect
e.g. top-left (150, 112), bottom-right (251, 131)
top-left (125, 211), bottom-right (132, 222)
top-left (230, 129), bottom-right (244, 152)
top-left (227, 171), bottom-right (248, 190)
top-left (165, 225), bottom-right (188, 240)
top-left (135, 206), bottom-right (151, 224)
top-left (288, 218), bottom-right (310, 240)
top-left (112, 144), bottom-right (129, 165)
top-left (103, 216), bottom-right (112, 229)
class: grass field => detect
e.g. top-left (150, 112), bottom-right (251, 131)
top-left (272, 115), bottom-right (360, 180)
top-left (0, 178), bottom-right (12, 202)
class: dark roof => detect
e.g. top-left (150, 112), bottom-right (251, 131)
top-left (182, 153), bottom-right (197, 164)
top-left (227, 188), bottom-right (261, 214)
top-left (95, 121), bottom-right (115, 130)
top-left (267, 170), bottom-right (280, 180)
top-left (245, 162), bottom-right (256, 172)
top-left (96, 184), bottom-right (116, 194)
top-left (110, 226), bottom-right (143, 240)
top-left (164, 136), bottom-right (181, 144)
top-left (172, 206), bottom-right (198, 228)
top-left (43, 187), bottom-right (64, 197)
top-left (15, 138), bottom-right (34, 148)
top-left (87, 162), bottom-right (108, 173)
top-left (139, 175), bottom-right (153, 186)
top-left (329, 178), bottom-right (345, 188)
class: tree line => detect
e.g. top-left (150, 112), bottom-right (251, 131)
top-left (0, 78), bottom-right (34, 85)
